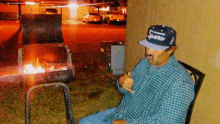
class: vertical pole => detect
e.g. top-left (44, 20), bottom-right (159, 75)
top-left (61, 7), bottom-right (63, 21)
top-left (18, 0), bottom-right (21, 30)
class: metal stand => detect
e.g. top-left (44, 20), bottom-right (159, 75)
top-left (25, 82), bottom-right (74, 124)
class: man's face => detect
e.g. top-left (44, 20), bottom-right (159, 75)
top-left (145, 47), bottom-right (174, 66)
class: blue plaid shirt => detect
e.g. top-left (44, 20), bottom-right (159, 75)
top-left (105, 56), bottom-right (194, 124)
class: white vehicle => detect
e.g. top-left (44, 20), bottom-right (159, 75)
top-left (81, 13), bottom-right (101, 23)
top-left (101, 12), bottom-right (126, 24)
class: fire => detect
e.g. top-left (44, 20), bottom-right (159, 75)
top-left (24, 64), bottom-right (45, 74)
top-left (23, 57), bottom-right (66, 74)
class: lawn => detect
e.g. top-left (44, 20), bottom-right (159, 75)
top-left (0, 68), bottom-right (123, 124)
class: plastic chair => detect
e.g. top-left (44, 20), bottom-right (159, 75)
top-left (25, 82), bottom-right (74, 124)
top-left (178, 61), bottom-right (205, 124)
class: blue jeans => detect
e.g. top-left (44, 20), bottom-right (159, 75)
top-left (78, 108), bottom-right (115, 124)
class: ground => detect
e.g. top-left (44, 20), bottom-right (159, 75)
top-left (0, 66), bottom-right (122, 124)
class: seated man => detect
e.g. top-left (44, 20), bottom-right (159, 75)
top-left (79, 25), bottom-right (194, 124)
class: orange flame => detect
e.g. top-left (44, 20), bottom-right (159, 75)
top-left (24, 58), bottom-right (46, 74)
top-left (24, 64), bottom-right (45, 74)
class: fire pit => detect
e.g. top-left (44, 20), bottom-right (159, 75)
top-left (18, 43), bottom-right (75, 87)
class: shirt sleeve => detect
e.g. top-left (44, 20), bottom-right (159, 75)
top-left (125, 80), bottom-right (195, 124)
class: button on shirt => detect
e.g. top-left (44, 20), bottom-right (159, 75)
top-left (104, 56), bottom-right (195, 124)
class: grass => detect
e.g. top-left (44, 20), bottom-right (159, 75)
top-left (0, 68), bottom-right (123, 124)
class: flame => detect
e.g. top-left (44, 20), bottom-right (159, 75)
top-left (24, 57), bottom-right (47, 74)
top-left (24, 64), bottom-right (45, 74)
top-left (23, 57), bottom-right (66, 74)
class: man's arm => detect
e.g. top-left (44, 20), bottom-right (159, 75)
top-left (112, 119), bottom-right (126, 124)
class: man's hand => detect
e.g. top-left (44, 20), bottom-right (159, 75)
top-left (112, 119), bottom-right (126, 124)
top-left (119, 71), bottom-right (134, 93)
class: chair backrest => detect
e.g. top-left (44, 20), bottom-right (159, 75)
top-left (178, 61), bottom-right (205, 124)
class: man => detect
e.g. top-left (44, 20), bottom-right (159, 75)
top-left (79, 25), bottom-right (194, 124)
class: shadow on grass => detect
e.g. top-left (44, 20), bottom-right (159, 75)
top-left (0, 29), bottom-right (22, 68)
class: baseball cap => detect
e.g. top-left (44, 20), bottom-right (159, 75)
top-left (139, 25), bottom-right (176, 50)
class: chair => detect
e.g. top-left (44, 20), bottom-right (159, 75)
top-left (25, 82), bottom-right (74, 124)
top-left (178, 61), bottom-right (205, 124)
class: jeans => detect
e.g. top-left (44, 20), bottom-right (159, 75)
top-left (78, 108), bottom-right (115, 124)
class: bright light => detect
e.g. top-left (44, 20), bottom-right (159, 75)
top-left (25, 2), bottom-right (35, 5)
top-left (68, 4), bottom-right (78, 9)
top-left (96, 6), bottom-right (110, 11)
top-left (122, 8), bottom-right (127, 14)
top-left (24, 64), bottom-right (45, 74)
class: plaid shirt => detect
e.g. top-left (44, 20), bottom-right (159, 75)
top-left (105, 56), bottom-right (194, 124)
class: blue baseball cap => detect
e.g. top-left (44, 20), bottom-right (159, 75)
top-left (139, 25), bottom-right (176, 50)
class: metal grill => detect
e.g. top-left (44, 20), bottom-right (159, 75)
top-left (18, 43), bottom-right (75, 87)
